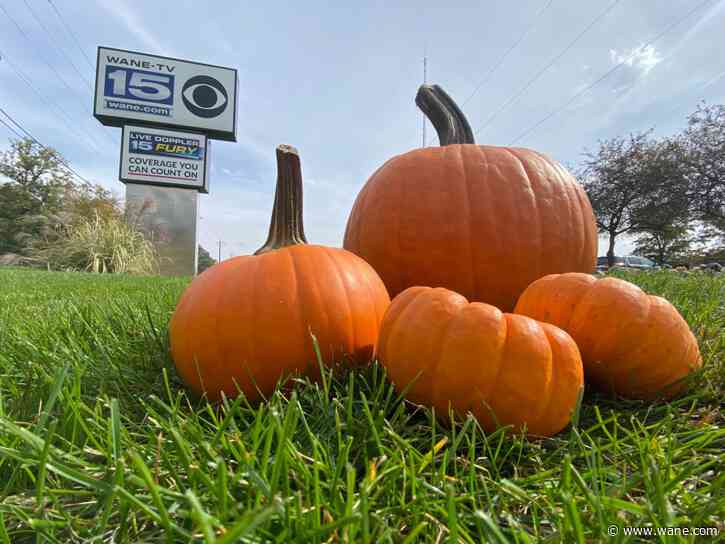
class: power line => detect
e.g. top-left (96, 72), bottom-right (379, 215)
top-left (0, 116), bottom-right (23, 139)
top-left (462, 0), bottom-right (554, 106)
top-left (0, 3), bottom-right (91, 114)
top-left (0, 2), bottom-right (118, 148)
top-left (22, 0), bottom-right (93, 90)
top-left (508, 0), bottom-right (715, 145)
top-left (0, 49), bottom-right (103, 152)
top-left (0, 103), bottom-right (94, 185)
top-left (474, 0), bottom-right (622, 137)
top-left (654, 67), bottom-right (725, 129)
top-left (46, 0), bottom-right (95, 70)
top-left (0, 105), bottom-right (38, 141)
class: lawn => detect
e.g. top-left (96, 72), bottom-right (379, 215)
top-left (0, 267), bottom-right (722, 542)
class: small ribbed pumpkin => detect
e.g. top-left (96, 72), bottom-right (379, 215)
top-left (170, 145), bottom-right (390, 402)
top-left (514, 273), bottom-right (702, 399)
top-left (377, 286), bottom-right (584, 437)
top-left (344, 84), bottom-right (598, 312)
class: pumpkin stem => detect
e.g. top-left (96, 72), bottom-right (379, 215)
top-left (416, 84), bottom-right (475, 146)
top-left (254, 144), bottom-right (308, 255)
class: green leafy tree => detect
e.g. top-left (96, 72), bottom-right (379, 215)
top-left (197, 245), bottom-right (216, 273)
top-left (634, 225), bottom-right (692, 265)
top-left (580, 133), bottom-right (692, 267)
top-left (0, 139), bottom-right (72, 253)
top-left (629, 138), bottom-right (691, 264)
top-left (683, 103), bottom-right (725, 237)
top-left (0, 138), bottom-right (120, 255)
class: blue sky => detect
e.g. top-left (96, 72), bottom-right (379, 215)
top-left (2, 0), bottom-right (725, 258)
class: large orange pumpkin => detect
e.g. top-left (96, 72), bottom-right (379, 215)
top-left (377, 286), bottom-right (584, 437)
top-left (344, 84), bottom-right (598, 311)
top-left (514, 273), bottom-right (702, 399)
top-left (170, 145), bottom-right (390, 402)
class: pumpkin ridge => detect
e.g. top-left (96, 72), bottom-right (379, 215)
top-left (322, 246), bottom-right (356, 358)
top-left (606, 286), bottom-right (652, 384)
top-left (476, 146), bottom-right (499, 302)
top-left (574, 181), bottom-right (595, 270)
top-left (560, 274), bottom-right (596, 331)
top-left (351, 250), bottom-right (387, 338)
top-left (534, 151), bottom-right (579, 270)
top-left (215, 257), bottom-right (250, 398)
top-left (396, 156), bottom-right (411, 294)
top-left (376, 287), bottom-right (425, 361)
top-left (354, 182), bottom-right (372, 256)
top-left (550, 158), bottom-right (579, 272)
top-left (204, 260), bottom-right (235, 399)
top-left (245, 253), bottom-right (266, 399)
top-left (488, 147), bottom-right (526, 306)
top-left (458, 145), bottom-right (478, 300)
top-left (379, 287), bottom-right (432, 387)
top-left (564, 166), bottom-right (589, 270)
top-left (478, 311), bottom-right (509, 422)
top-left (342, 247), bottom-right (387, 363)
top-left (346, 165), bottom-right (377, 256)
top-left (624, 296), bottom-right (694, 397)
top-left (235, 257), bottom-right (260, 399)
top-left (285, 247), bottom-right (318, 376)
top-left (506, 148), bottom-right (543, 287)
top-left (527, 326), bottom-right (560, 435)
top-left (409, 289), bottom-right (463, 401)
top-left (429, 301), bottom-right (470, 416)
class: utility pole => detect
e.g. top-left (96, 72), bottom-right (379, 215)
top-left (217, 240), bottom-right (222, 262)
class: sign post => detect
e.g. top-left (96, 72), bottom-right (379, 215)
top-left (94, 47), bottom-right (237, 276)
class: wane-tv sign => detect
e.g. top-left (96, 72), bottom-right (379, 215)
top-left (94, 47), bottom-right (237, 141)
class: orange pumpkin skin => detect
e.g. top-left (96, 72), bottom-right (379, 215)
top-left (513, 273), bottom-right (702, 399)
top-left (377, 286), bottom-right (584, 437)
top-left (344, 144), bottom-right (597, 312)
top-left (170, 244), bottom-right (390, 402)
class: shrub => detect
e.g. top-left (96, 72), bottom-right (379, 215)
top-left (28, 211), bottom-right (159, 274)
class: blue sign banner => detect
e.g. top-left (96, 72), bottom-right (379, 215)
top-left (104, 65), bottom-right (175, 106)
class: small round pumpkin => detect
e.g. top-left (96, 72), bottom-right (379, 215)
top-left (514, 273), bottom-right (702, 399)
top-left (344, 84), bottom-right (598, 312)
top-left (170, 145), bottom-right (390, 402)
top-left (377, 286), bottom-right (584, 437)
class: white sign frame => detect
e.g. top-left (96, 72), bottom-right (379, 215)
top-left (95, 47), bottom-right (237, 141)
top-left (119, 125), bottom-right (209, 193)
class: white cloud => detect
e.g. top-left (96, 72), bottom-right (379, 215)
top-left (609, 44), bottom-right (662, 74)
top-left (96, 0), bottom-right (169, 56)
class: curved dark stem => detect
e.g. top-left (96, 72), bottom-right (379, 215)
top-left (254, 145), bottom-right (308, 255)
top-left (416, 84), bottom-right (475, 146)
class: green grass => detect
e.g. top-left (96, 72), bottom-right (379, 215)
top-left (0, 267), bottom-right (722, 543)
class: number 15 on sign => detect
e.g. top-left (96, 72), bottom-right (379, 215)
top-left (104, 66), bottom-right (175, 105)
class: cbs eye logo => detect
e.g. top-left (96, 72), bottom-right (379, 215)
top-left (182, 75), bottom-right (228, 118)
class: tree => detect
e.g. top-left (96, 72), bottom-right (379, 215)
top-left (579, 132), bottom-right (688, 267)
top-left (197, 245), bottom-right (216, 273)
top-left (633, 225), bottom-right (692, 265)
top-left (0, 138), bottom-right (120, 255)
top-left (629, 138), bottom-right (691, 264)
top-left (0, 139), bottom-right (72, 253)
top-left (683, 103), bottom-right (725, 236)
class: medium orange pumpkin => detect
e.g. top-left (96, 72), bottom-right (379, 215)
top-left (344, 84), bottom-right (598, 312)
top-left (514, 273), bottom-right (702, 399)
top-left (170, 145), bottom-right (390, 402)
top-left (377, 286), bottom-right (584, 437)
